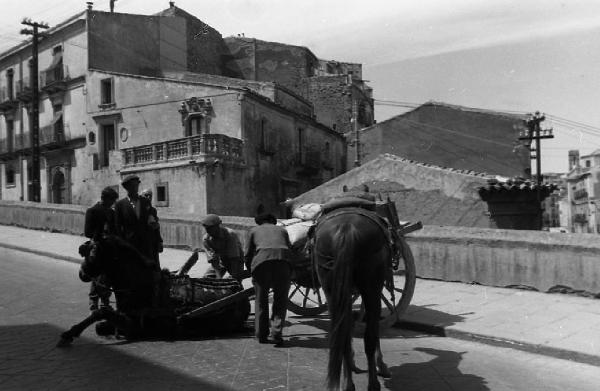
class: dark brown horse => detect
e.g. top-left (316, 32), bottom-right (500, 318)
top-left (314, 208), bottom-right (391, 391)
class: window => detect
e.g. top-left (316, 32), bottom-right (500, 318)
top-left (100, 124), bottom-right (116, 167)
top-left (100, 78), bottom-right (114, 105)
top-left (586, 160), bottom-right (591, 168)
top-left (297, 127), bottom-right (305, 162)
top-left (6, 68), bottom-right (14, 99)
top-left (6, 119), bottom-right (14, 151)
top-left (155, 182), bottom-right (169, 207)
top-left (186, 115), bottom-right (208, 136)
top-left (52, 45), bottom-right (62, 55)
top-left (260, 118), bottom-right (267, 150)
top-left (5, 164), bottom-right (15, 186)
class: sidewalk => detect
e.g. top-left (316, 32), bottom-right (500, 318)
top-left (1, 224), bottom-right (598, 366)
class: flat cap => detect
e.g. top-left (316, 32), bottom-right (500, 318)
top-left (200, 214), bottom-right (221, 227)
top-left (121, 174), bottom-right (140, 187)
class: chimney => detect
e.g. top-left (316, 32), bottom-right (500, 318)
top-left (169, 1), bottom-right (175, 7)
top-left (86, 1), bottom-right (93, 10)
top-left (568, 150), bottom-right (580, 171)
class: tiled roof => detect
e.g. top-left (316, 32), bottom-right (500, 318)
top-left (478, 178), bottom-right (558, 194)
top-left (379, 153), bottom-right (490, 178)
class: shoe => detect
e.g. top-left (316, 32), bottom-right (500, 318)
top-left (268, 335), bottom-right (284, 346)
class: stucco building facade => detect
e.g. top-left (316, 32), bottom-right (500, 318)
top-left (565, 149), bottom-right (600, 233)
top-left (0, 6), bottom-right (346, 216)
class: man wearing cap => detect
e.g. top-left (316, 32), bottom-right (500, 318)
top-left (176, 214), bottom-right (245, 281)
top-left (114, 175), bottom-right (158, 269)
top-left (245, 213), bottom-right (292, 345)
top-left (84, 186), bottom-right (119, 311)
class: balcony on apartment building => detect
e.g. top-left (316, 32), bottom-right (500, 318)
top-left (0, 115), bottom-right (65, 159)
top-left (122, 133), bottom-right (244, 168)
top-left (0, 86), bottom-right (18, 112)
top-left (573, 213), bottom-right (588, 224)
top-left (16, 77), bottom-right (33, 102)
top-left (573, 188), bottom-right (589, 201)
top-left (40, 64), bottom-right (69, 94)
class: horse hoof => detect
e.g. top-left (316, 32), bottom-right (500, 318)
top-left (56, 336), bottom-right (73, 348)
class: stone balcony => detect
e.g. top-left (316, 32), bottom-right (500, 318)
top-left (122, 134), bottom-right (244, 168)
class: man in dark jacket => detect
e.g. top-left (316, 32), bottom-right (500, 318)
top-left (84, 186), bottom-right (118, 311)
top-left (140, 188), bottom-right (163, 267)
top-left (245, 213), bottom-right (292, 345)
top-left (114, 175), bottom-right (158, 269)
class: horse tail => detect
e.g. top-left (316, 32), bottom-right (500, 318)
top-left (326, 223), bottom-right (360, 390)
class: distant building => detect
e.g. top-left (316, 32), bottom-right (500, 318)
top-left (0, 6), bottom-right (346, 215)
top-left (565, 149), bottom-right (600, 233)
top-left (540, 172), bottom-right (566, 230)
top-left (348, 102), bottom-right (532, 178)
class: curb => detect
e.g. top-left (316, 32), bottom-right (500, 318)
top-left (396, 321), bottom-right (600, 367)
top-left (0, 242), bottom-right (82, 264)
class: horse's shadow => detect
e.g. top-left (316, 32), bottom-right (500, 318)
top-left (383, 347), bottom-right (490, 391)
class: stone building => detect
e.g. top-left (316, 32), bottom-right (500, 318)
top-left (348, 102), bottom-right (532, 178)
top-left (223, 38), bottom-right (374, 134)
top-left (565, 149), bottom-right (600, 233)
top-left (0, 5), bottom-right (346, 215)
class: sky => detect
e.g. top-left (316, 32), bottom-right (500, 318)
top-left (1, 0), bottom-right (600, 173)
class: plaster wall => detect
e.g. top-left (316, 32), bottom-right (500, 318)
top-left (351, 104), bottom-right (530, 177)
top-left (242, 96), bottom-right (346, 211)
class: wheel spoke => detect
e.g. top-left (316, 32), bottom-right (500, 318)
top-left (381, 294), bottom-right (395, 313)
top-left (302, 287), bottom-right (310, 307)
top-left (316, 289), bottom-right (323, 305)
top-left (288, 284), bottom-right (301, 299)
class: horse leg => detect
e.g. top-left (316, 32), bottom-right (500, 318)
top-left (57, 307), bottom-right (132, 347)
top-left (375, 340), bottom-right (391, 378)
top-left (360, 287), bottom-right (382, 391)
top-left (342, 319), bottom-right (356, 391)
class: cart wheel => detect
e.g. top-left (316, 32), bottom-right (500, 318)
top-left (287, 281), bottom-right (328, 316)
top-left (353, 237), bottom-right (416, 331)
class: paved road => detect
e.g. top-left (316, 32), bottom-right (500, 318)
top-left (1, 247), bottom-right (599, 391)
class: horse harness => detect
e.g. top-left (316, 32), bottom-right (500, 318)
top-left (310, 207), bottom-right (393, 272)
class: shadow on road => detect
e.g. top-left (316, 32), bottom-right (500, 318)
top-left (0, 323), bottom-right (234, 390)
top-left (384, 347), bottom-right (490, 391)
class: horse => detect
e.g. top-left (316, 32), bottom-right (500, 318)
top-left (313, 208), bottom-right (391, 391)
top-left (57, 235), bottom-right (249, 347)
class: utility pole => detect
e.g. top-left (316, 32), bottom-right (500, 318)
top-left (352, 100), bottom-right (360, 167)
top-left (20, 18), bottom-right (49, 203)
top-left (518, 111), bottom-right (554, 229)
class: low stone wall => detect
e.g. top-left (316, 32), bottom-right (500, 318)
top-left (1, 200), bottom-right (598, 294)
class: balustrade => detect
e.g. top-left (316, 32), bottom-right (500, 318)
top-left (122, 134), bottom-right (244, 167)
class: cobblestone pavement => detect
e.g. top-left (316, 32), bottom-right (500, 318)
top-left (2, 247), bottom-right (600, 391)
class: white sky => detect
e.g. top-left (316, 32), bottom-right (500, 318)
top-left (1, 0), bottom-right (600, 172)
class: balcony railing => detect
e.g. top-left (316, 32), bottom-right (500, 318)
top-left (573, 189), bottom-right (588, 200)
top-left (40, 64), bottom-right (69, 93)
top-left (16, 77), bottom-right (33, 102)
top-left (40, 122), bottom-right (65, 147)
top-left (122, 134), bottom-right (244, 167)
top-left (0, 86), bottom-right (18, 111)
top-left (573, 213), bottom-right (587, 223)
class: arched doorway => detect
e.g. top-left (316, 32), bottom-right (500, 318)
top-left (51, 167), bottom-right (66, 204)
